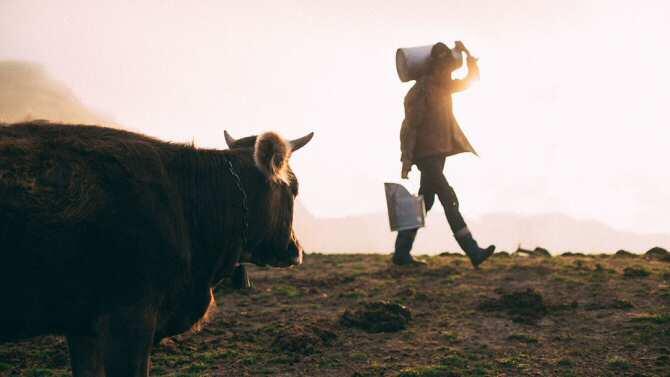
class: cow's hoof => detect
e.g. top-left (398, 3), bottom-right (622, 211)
top-left (232, 264), bottom-right (253, 289)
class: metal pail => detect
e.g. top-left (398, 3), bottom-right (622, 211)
top-left (396, 45), bottom-right (433, 82)
top-left (384, 182), bottom-right (426, 231)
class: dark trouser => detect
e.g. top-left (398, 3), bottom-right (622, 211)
top-left (394, 155), bottom-right (467, 258)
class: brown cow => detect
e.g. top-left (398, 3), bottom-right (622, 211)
top-left (0, 121), bottom-right (313, 376)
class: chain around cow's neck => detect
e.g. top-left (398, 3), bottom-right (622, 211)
top-left (223, 155), bottom-right (249, 253)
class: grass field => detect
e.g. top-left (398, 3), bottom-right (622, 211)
top-left (1, 253), bottom-right (669, 376)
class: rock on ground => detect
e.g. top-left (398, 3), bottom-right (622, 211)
top-left (645, 247), bottom-right (670, 262)
top-left (340, 301), bottom-right (412, 333)
top-left (478, 288), bottom-right (548, 324)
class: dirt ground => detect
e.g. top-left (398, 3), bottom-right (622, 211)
top-left (1, 253), bottom-right (669, 377)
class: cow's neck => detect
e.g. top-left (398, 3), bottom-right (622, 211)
top-left (167, 147), bottom-right (247, 284)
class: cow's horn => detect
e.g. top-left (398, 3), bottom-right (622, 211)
top-left (289, 132), bottom-right (314, 152)
top-left (224, 130), bottom-right (237, 148)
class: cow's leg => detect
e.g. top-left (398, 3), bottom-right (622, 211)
top-left (67, 334), bottom-right (106, 377)
top-left (104, 305), bottom-right (158, 377)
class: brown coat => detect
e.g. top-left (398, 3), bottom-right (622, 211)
top-left (400, 58), bottom-right (479, 164)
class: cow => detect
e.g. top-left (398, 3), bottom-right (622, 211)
top-left (0, 121), bottom-right (313, 376)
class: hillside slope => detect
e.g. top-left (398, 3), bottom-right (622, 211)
top-left (0, 61), bottom-right (109, 125)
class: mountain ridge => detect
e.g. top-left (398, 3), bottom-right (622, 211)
top-left (294, 202), bottom-right (670, 254)
top-left (0, 60), bottom-right (112, 126)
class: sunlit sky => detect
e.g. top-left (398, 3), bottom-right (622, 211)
top-left (1, 0), bottom-right (669, 234)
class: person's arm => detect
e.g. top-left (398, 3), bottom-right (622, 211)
top-left (400, 119), bottom-right (415, 178)
top-left (400, 83), bottom-right (425, 178)
top-left (451, 56), bottom-right (480, 93)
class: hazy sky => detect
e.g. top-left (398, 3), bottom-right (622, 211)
top-left (1, 0), bottom-right (669, 234)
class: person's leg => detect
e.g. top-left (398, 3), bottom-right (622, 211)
top-left (391, 163), bottom-right (436, 266)
top-left (419, 157), bottom-right (466, 233)
top-left (419, 156), bottom-right (495, 268)
top-left (418, 165), bottom-right (437, 213)
top-left (393, 228), bottom-right (419, 265)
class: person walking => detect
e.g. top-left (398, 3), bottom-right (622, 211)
top-left (394, 41), bottom-right (495, 268)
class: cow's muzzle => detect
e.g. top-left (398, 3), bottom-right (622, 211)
top-left (246, 240), bottom-right (303, 267)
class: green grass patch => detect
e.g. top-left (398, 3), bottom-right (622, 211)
top-left (440, 330), bottom-right (459, 342)
top-left (552, 275), bottom-right (585, 286)
top-left (151, 353), bottom-right (191, 367)
top-left (0, 362), bottom-right (12, 372)
top-left (350, 351), bottom-right (368, 362)
top-left (198, 350), bottom-right (229, 363)
top-left (656, 354), bottom-right (670, 366)
top-left (497, 354), bottom-right (529, 370)
top-left (339, 290), bottom-right (365, 299)
top-left (240, 353), bottom-right (262, 366)
top-left (441, 353), bottom-right (468, 369)
top-left (25, 368), bottom-right (58, 377)
top-left (397, 352), bottom-right (494, 377)
top-left (631, 313), bottom-right (670, 324)
top-left (187, 362), bottom-right (208, 373)
top-left (623, 266), bottom-right (650, 278)
top-left (273, 284), bottom-right (301, 298)
top-left (398, 365), bottom-right (455, 377)
top-left (317, 358), bottom-right (343, 369)
top-left (607, 355), bottom-right (631, 370)
top-left (507, 333), bottom-right (539, 343)
top-left (556, 358), bottom-right (575, 368)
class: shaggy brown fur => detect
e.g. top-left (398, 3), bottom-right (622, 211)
top-left (254, 131), bottom-right (291, 184)
top-left (0, 121), bottom-right (309, 377)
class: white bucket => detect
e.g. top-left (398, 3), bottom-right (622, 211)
top-left (395, 45), bottom-right (433, 82)
top-left (384, 183), bottom-right (426, 232)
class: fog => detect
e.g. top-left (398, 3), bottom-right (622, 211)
top-left (1, 0), bottom-right (669, 248)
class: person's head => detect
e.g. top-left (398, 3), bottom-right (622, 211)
top-left (428, 42), bottom-right (463, 78)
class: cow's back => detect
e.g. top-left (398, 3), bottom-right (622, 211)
top-left (0, 123), bottom-right (188, 340)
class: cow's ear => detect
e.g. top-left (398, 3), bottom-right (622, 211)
top-left (254, 132), bottom-right (290, 183)
top-left (224, 130), bottom-right (237, 148)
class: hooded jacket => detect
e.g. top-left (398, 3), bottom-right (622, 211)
top-left (400, 57), bottom-right (479, 164)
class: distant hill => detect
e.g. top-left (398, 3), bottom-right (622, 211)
top-left (0, 61), bottom-right (111, 125)
top-left (294, 202), bottom-right (670, 255)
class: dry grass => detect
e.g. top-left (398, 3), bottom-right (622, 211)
top-left (2, 253), bottom-right (669, 376)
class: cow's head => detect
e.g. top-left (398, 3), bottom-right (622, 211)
top-left (224, 130), bottom-right (313, 267)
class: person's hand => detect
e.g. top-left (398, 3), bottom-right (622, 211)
top-left (454, 40), bottom-right (466, 52)
top-left (455, 41), bottom-right (474, 58)
top-left (401, 162), bottom-right (412, 179)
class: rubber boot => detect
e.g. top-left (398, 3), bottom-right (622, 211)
top-left (392, 229), bottom-right (426, 266)
top-left (455, 228), bottom-right (495, 269)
